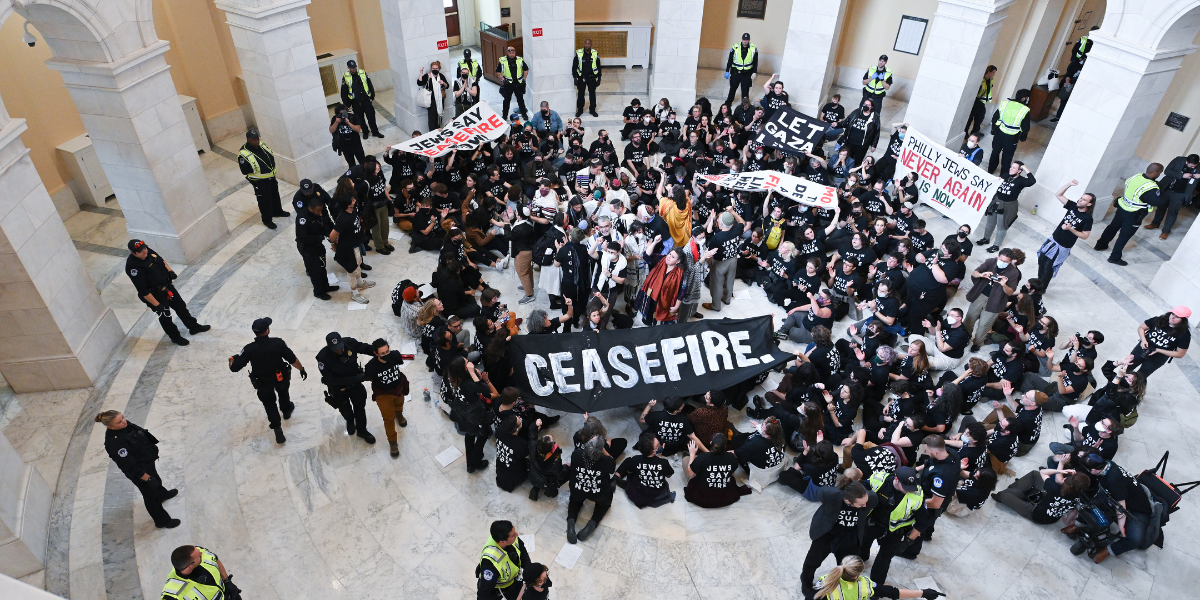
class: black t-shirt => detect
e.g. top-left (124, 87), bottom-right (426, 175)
top-left (690, 451), bottom-right (739, 489)
top-left (989, 351), bottom-right (1024, 384)
top-left (762, 91), bottom-right (790, 116)
top-left (1031, 477), bottom-right (1076, 523)
top-left (646, 411), bottom-right (693, 445)
top-left (960, 374), bottom-right (987, 407)
top-left (495, 431), bottom-right (530, 486)
top-left (851, 443), bottom-right (899, 479)
top-left (1079, 424), bottom-right (1120, 460)
top-left (939, 324), bottom-right (970, 358)
top-left (1144, 318), bottom-right (1191, 352)
top-left (832, 270), bottom-right (862, 298)
top-left (617, 455), bottom-right (674, 492)
top-left (623, 105), bottom-right (646, 123)
top-left (735, 433), bottom-right (786, 470)
top-left (820, 102), bottom-right (845, 126)
top-left (569, 449), bottom-right (616, 495)
top-left (1099, 462), bottom-right (1152, 515)
top-left (1014, 404), bottom-right (1042, 445)
top-left (624, 143), bottom-right (649, 169)
top-left (1060, 363), bottom-right (1089, 400)
top-left (710, 228), bottom-right (744, 261)
top-left (1052, 200), bottom-right (1093, 247)
top-left (994, 172), bottom-right (1035, 203)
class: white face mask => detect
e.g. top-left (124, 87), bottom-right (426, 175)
top-left (946, 316), bottom-right (959, 325)
top-left (996, 259), bottom-right (1009, 269)
top-left (967, 141), bottom-right (977, 149)
top-left (1095, 421), bottom-right (1109, 434)
top-left (756, 153), bottom-right (764, 160)
top-left (668, 117), bottom-right (676, 123)
top-left (961, 433), bottom-right (971, 445)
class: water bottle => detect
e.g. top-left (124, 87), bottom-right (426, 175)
top-left (1031, 204), bottom-right (1038, 215)
top-left (423, 388), bottom-right (431, 402)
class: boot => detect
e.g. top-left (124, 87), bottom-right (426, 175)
top-left (189, 324), bottom-right (212, 335)
top-left (397, 414), bottom-right (408, 427)
top-left (346, 420), bottom-right (356, 436)
top-left (170, 336), bottom-right (190, 346)
top-left (1061, 524), bottom-right (1080, 535)
top-left (358, 429), bottom-right (376, 444)
top-left (273, 426), bottom-right (286, 444)
top-left (577, 519), bottom-right (598, 541)
top-left (1092, 547), bottom-right (1111, 563)
top-left (528, 487), bottom-right (540, 501)
top-left (389, 441), bottom-right (399, 457)
top-left (545, 486), bottom-right (558, 498)
top-left (567, 518), bottom-right (578, 544)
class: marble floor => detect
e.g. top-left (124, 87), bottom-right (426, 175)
top-left (1, 68), bottom-right (1199, 600)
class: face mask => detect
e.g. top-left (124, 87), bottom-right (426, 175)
top-left (967, 141), bottom-right (977, 149)
top-left (958, 231), bottom-right (968, 238)
top-left (996, 259), bottom-right (1009, 269)
top-left (432, 69), bottom-right (439, 75)
top-left (756, 153), bottom-right (764, 160)
top-left (961, 433), bottom-right (971, 445)
top-left (542, 110), bottom-right (549, 115)
top-left (946, 316), bottom-right (959, 325)
top-left (1095, 421), bottom-right (1109, 434)
top-left (899, 133), bottom-right (906, 139)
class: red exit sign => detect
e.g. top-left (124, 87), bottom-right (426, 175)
top-left (437, 39), bottom-right (448, 50)
top-left (532, 28), bottom-right (543, 37)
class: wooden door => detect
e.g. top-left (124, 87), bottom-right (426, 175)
top-left (445, 0), bottom-right (461, 46)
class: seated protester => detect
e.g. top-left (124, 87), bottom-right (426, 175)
top-left (995, 467), bottom-right (1089, 524)
top-left (828, 258), bottom-right (864, 319)
top-left (910, 308), bottom-right (970, 371)
top-left (850, 279), bottom-right (901, 338)
top-left (1053, 414), bottom-right (1123, 461)
top-left (528, 421), bottom-right (569, 500)
top-left (888, 202), bottom-right (920, 246)
top-left (995, 292), bottom-right (1039, 347)
top-left (573, 414), bottom-right (628, 461)
top-left (616, 430), bottom-right (677, 508)
top-left (683, 434), bottom-right (751, 508)
top-left (829, 147), bottom-right (856, 186)
top-left (921, 382), bottom-right (961, 434)
top-left (902, 245), bottom-right (959, 335)
top-left (1021, 314), bottom-right (1058, 373)
top-left (522, 154), bottom-right (555, 197)
top-left (945, 421), bottom-right (991, 482)
top-left (1021, 349), bottom-right (1092, 412)
top-left (639, 397), bottom-right (708, 456)
top-left (737, 229), bottom-right (767, 283)
top-left (759, 202), bottom-right (789, 252)
top-left (907, 220), bottom-right (935, 254)
top-left (981, 382), bottom-right (1047, 456)
top-left (757, 242), bottom-right (803, 306)
top-left (1075, 360), bottom-right (1144, 428)
top-left (494, 144), bottom-right (523, 184)
top-left (408, 196), bottom-right (445, 252)
top-left (525, 302), bottom-right (575, 335)
top-left (795, 219), bottom-right (839, 265)
top-left (847, 316), bottom-right (897, 369)
top-left (589, 129), bottom-right (617, 161)
top-left (690, 390), bottom-right (745, 451)
top-left (983, 341), bottom-right (1025, 401)
top-left (832, 231), bottom-right (875, 277)
top-left (867, 251), bottom-right (906, 297)
top-left (783, 257), bottom-right (824, 307)
top-left (819, 382), bottom-right (864, 443)
top-left (881, 414), bottom-right (927, 465)
top-left (621, 99), bottom-right (647, 139)
top-left (777, 290), bottom-right (835, 344)
top-left (953, 358), bottom-right (990, 414)
top-left (979, 413), bottom-right (1022, 472)
top-left (432, 326), bottom-right (470, 377)
top-left (1079, 455), bottom-right (1158, 563)
top-left (861, 345), bottom-right (898, 413)
top-left (435, 260), bottom-right (482, 318)
top-left (778, 438), bottom-right (840, 501)
top-left (805, 325), bottom-right (843, 381)
top-left (847, 432), bottom-right (901, 480)
top-left (892, 340), bottom-right (934, 393)
top-left (493, 414), bottom-right (531, 492)
top-left (566, 436), bottom-right (616, 543)
top-left (734, 417), bottom-right (789, 491)
top-left (464, 208), bottom-right (510, 265)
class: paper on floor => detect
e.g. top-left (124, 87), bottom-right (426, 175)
top-left (434, 446), bottom-right (462, 467)
top-left (735, 290), bottom-right (752, 300)
top-left (554, 542), bottom-right (583, 569)
top-left (348, 303), bottom-right (369, 311)
top-left (388, 230), bottom-right (405, 240)
top-left (913, 577), bottom-right (943, 593)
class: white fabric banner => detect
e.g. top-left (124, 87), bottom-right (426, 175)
top-left (898, 128), bottom-right (999, 229)
top-left (391, 102), bottom-right (510, 158)
top-left (698, 171), bottom-right (839, 209)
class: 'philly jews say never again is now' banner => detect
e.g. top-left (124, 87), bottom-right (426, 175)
top-left (754, 105), bottom-right (828, 157)
top-left (392, 102), bottom-right (510, 158)
top-left (699, 171), bottom-right (839, 210)
top-left (508, 316), bottom-right (793, 413)
top-left (899, 128), bottom-right (1000, 230)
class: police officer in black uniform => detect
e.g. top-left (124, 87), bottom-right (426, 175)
top-left (316, 332), bottom-right (376, 443)
top-left (237, 128), bottom-right (289, 229)
top-left (340, 59), bottom-right (384, 139)
top-left (229, 317), bottom-right (308, 444)
top-left (904, 435), bottom-right (960, 558)
top-left (126, 239), bottom-right (210, 346)
top-left (294, 182), bottom-right (339, 300)
top-left (96, 410), bottom-right (180, 528)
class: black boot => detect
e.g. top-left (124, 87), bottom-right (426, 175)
top-left (567, 518), bottom-right (578, 544)
top-left (577, 520), bottom-right (598, 541)
top-left (189, 324), bottom-right (212, 334)
top-left (528, 487), bottom-right (540, 501)
top-left (169, 336), bottom-right (190, 346)
top-left (358, 429), bottom-right (376, 444)
top-left (273, 426), bottom-right (286, 444)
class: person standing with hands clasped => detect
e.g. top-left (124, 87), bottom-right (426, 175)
top-left (477, 520), bottom-right (531, 600)
top-left (861, 54), bottom-right (893, 112)
top-left (573, 38), bottom-right (602, 118)
top-left (125, 239), bottom-right (210, 346)
top-left (725, 33), bottom-right (758, 105)
top-left (238, 128), bottom-right (289, 228)
top-left (96, 410), bottom-right (180, 528)
top-left (229, 317), bottom-right (306, 444)
top-left (497, 47), bottom-right (530, 121)
top-left (340, 59), bottom-right (383, 139)
top-left (1094, 162), bottom-right (1165, 265)
top-left (1036, 179), bottom-right (1092, 289)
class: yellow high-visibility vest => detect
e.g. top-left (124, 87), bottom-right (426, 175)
top-left (995, 100), bottom-right (1029, 136)
top-left (458, 59), bottom-right (481, 78)
top-left (816, 575), bottom-right (876, 600)
top-left (864, 66), bottom-right (893, 95)
top-left (499, 57), bottom-right (526, 82)
top-left (161, 547), bottom-right (224, 600)
top-left (1074, 35), bottom-right (1090, 60)
top-left (869, 471), bottom-right (923, 531)
top-left (480, 536), bottom-right (521, 589)
top-left (1117, 173), bottom-right (1159, 212)
top-left (342, 70), bottom-right (370, 100)
top-left (238, 143), bottom-right (276, 180)
top-left (730, 44), bottom-right (757, 71)
top-left (575, 49), bottom-right (599, 77)
top-left (976, 78), bottom-right (993, 102)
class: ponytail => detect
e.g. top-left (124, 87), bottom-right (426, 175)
top-left (816, 556), bottom-right (866, 598)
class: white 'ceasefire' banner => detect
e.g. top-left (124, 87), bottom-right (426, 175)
top-left (698, 171), bottom-right (839, 209)
top-left (391, 102), bottom-right (510, 158)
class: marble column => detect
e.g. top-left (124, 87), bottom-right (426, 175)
top-left (778, 0), bottom-right (849, 116)
top-left (1151, 222), bottom-right (1200, 309)
top-left (0, 431), bottom-right (51, 578)
top-left (520, 0), bottom-right (576, 115)
top-left (904, 0), bottom-right (1013, 147)
top-left (216, 0), bottom-right (344, 184)
top-left (1030, 34), bottom-right (1193, 224)
top-left (46, 42), bottom-right (229, 264)
top-left (649, 0), bottom-right (705, 113)
top-left (0, 100), bottom-right (124, 393)
top-left (379, 0), bottom-right (450, 133)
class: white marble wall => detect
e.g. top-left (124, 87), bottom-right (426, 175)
top-left (379, 0), bottom-right (451, 133)
top-left (904, 0), bottom-right (1012, 147)
top-left (0, 101), bottom-right (126, 392)
top-left (217, 0), bottom-right (345, 184)
top-left (778, 0), bottom-right (848, 116)
top-left (0, 431), bottom-right (51, 578)
top-left (1030, 34), bottom-right (1193, 224)
top-left (46, 42), bottom-right (229, 264)
top-left (1151, 223), bottom-right (1200, 310)
top-left (649, 0), bottom-right (705, 114)
top-left (521, 0), bottom-right (576, 114)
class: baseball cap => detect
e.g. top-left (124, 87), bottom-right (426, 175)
top-left (246, 128), bottom-right (260, 139)
top-left (252, 317), bottom-right (272, 334)
top-left (1170, 306), bottom-right (1192, 318)
top-left (300, 179), bottom-right (314, 193)
top-left (895, 466), bottom-right (919, 492)
top-left (128, 239), bottom-right (147, 252)
top-left (326, 332), bottom-right (345, 351)
top-left (742, 33), bottom-right (751, 40)
top-left (347, 59), bottom-right (358, 69)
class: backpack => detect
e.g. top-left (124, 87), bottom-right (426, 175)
top-left (764, 217), bottom-right (785, 250)
top-left (533, 229), bottom-right (562, 266)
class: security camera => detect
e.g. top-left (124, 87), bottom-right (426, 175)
top-left (23, 22), bottom-right (36, 47)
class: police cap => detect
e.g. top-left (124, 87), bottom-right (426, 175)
top-left (300, 179), bottom-right (314, 194)
top-left (128, 239), bottom-right (148, 253)
top-left (252, 317), bottom-right (272, 334)
top-left (326, 332), bottom-right (345, 351)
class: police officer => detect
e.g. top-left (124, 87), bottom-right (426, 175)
top-left (229, 317), bottom-right (307, 444)
top-left (1094, 162), bottom-right (1165, 266)
top-left (295, 185), bottom-right (339, 300)
top-left (126, 239), bottom-right (210, 346)
top-left (573, 38), bottom-right (602, 118)
top-left (496, 46), bottom-right (530, 121)
top-left (964, 65), bottom-right (997, 137)
top-left (316, 332), bottom-right (376, 443)
top-left (477, 520), bottom-right (531, 600)
top-left (341, 59), bottom-right (384, 140)
top-left (1070, 25), bottom-right (1100, 72)
top-left (238, 128), bottom-right (289, 229)
top-left (861, 466), bottom-right (922, 585)
top-left (1145, 153), bottom-right (1199, 239)
top-left (458, 48), bottom-right (482, 82)
top-left (95, 410), bottom-right (179, 528)
top-left (163, 545), bottom-right (243, 600)
top-left (903, 435), bottom-right (960, 558)
top-left (862, 54), bottom-right (893, 112)
top-left (724, 33), bottom-right (758, 105)
top-left (987, 88), bottom-right (1031, 175)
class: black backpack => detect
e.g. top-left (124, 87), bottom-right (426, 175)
top-left (532, 229), bottom-right (562, 267)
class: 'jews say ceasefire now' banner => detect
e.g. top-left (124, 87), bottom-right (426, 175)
top-left (507, 317), bottom-right (793, 413)
top-left (392, 102), bottom-right (509, 158)
top-left (898, 128), bottom-right (999, 230)
top-left (754, 106), bottom-right (829, 157)
top-left (699, 171), bottom-right (840, 209)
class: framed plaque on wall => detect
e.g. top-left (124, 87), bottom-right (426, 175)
top-left (737, 0), bottom-right (767, 20)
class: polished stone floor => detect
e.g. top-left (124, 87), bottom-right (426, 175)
top-left (1, 69), bottom-right (1198, 600)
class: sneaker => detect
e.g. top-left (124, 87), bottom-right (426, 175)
top-left (986, 245), bottom-right (1000, 253)
top-left (774, 329), bottom-right (789, 341)
top-left (1093, 243), bottom-right (1108, 251)
top-left (359, 280), bottom-right (377, 289)
top-left (975, 238), bottom-right (990, 246)
top-left (752, 395), bottom-right (766, 411)
top-left (519, 295), bottom-right (536, 304)
top-left (352, 292), bottom-right (370, 304)
top-left (189, 324), bottom-right (211, 334)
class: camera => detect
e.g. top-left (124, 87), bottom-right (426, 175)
top-left (988, 274), bottom-right (1003, 283)
top-left (23, 22), bottom-right (36, 47)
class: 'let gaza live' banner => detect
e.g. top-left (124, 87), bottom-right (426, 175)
top-left (699, 171), bottom-right (839, 209)
top-left (898, 128), bottom-right (999, 229)
top-left (392, 102), bottom-right (509, 158)
top-left (508, 316), bottom-right (793, 413)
